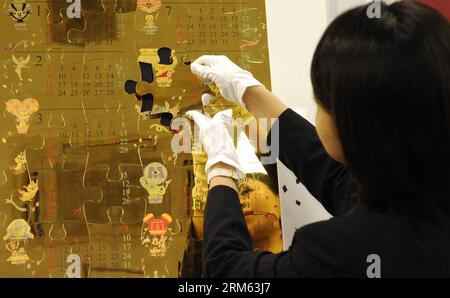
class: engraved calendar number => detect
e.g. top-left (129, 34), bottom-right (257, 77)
top-left (123, 261), bottom-right (131, 269)
top-left (122, 233), bottom-right (131, 270)
top-left (165, 6), bottom-right (172, 16)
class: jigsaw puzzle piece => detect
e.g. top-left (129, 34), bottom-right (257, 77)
top-left (83, 179), bottom-right (146, 223)
top-left (67, 0), bottom-right (116, 46)
top-left (0, 136), bottom-right (43, 225)
top-left (110, 140), bottom-right (192, 218)
top-left (0, 161), bottom-right (40, 226)
top-left (30, 221), bottom-right (90, 277)
top-left (128, 45), bottom-right (198, 130)
top-left (36, 168), bottom-right (102, 223)
top-left (1, 134), bottom-right (94, 225)
top-left (1, 152), bottom-right (98, 225)
top-left (84, 201), bottom-right (149, 277)
top-left (0, 220), bottom-right (90, 277)
top-left (26, 138), bottom-right (88, 172)
top-left (45, 0), bottom-right (85, 45)
top-left (82, 136), bottom-right (154, 182)
top-left (141, 215), bottom-right (190, 278)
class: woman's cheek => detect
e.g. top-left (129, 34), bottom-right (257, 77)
top-left (315, 106), bottom-right (345, 163)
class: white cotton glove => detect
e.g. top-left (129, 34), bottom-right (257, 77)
top-left (185, 109), bottom-right (245, 184)
top-left (190, 55), bottom-right (263, 108)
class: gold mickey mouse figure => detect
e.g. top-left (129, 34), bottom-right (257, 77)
top-left (8, 2), bottom-right (31, 23)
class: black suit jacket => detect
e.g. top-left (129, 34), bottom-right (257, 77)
top-left (202, 109), bottom-right (450, 278)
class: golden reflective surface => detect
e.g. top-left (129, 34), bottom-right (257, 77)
top-left (0, 0), bottom-right (278, 277)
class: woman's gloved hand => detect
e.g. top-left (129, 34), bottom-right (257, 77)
top-left (190, 55), bottom-right (264, 108)
top-left (185, 109), bottom-right (246, 184)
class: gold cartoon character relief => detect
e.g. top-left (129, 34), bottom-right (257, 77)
top-left (142, 213), bottom-right (172, 257)
top-left (12, 54), bottom-right (31, 81)
top-left (5, 98), bottom-right (40, 134)
top-left (3, 219), bottom-right (34, 265)
top-left (10, 151), bottom-right (27, 175)
top-left (8, 1), bottom-right (31, 23)
top-left (138, 48), bottom-right (178, 88)
top-left (140, 162), bottom-right (171, 204)
top-left (137, 0), bottom-right (162, 35)
top-left (18, 179), bottom-right (38, 202)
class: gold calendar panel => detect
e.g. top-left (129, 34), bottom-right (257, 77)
top-left (0, 0), bottom-right (280, 277)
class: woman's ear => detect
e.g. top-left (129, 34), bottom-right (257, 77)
top-left (315, 105), bottom-right (345, 164)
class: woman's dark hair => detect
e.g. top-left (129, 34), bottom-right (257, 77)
top-left (311, 1), bottom-right (450, 224)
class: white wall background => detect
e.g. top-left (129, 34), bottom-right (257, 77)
top-left (265, 0), bottom-right (328, 124)
top-left (265, 0), bottom-right (396, 124)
